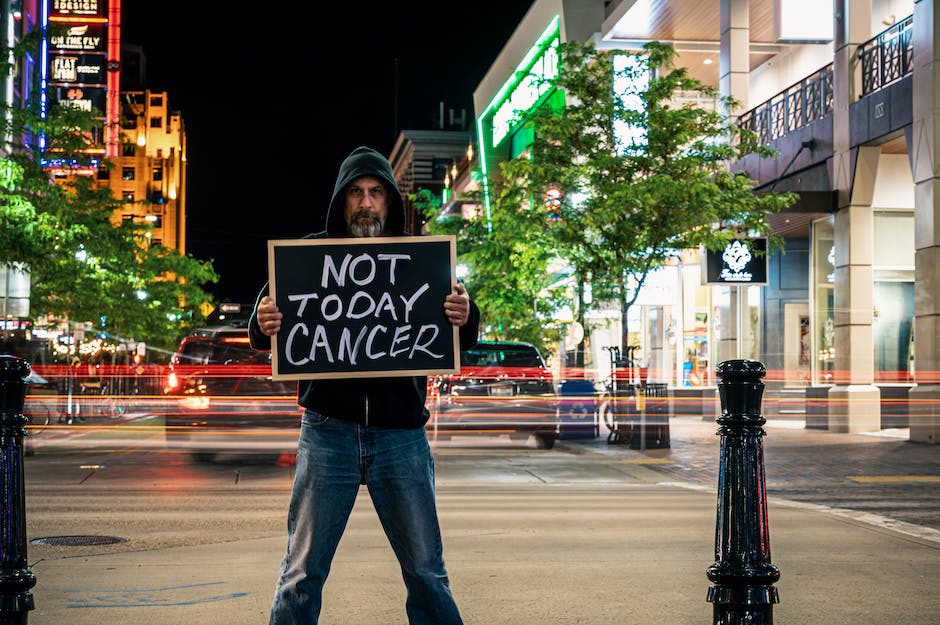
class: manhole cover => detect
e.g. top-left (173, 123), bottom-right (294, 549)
top-left (29, 535), bottom-right (128, 546)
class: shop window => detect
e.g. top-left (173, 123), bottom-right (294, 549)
top-left (873, 210), bottom-right (914, 383)
top-left (811, 217), bottom-right (835, 384)
top-left (122, 167), bottom-right (135, 181)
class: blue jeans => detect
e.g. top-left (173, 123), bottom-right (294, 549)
top-left (269, 410), bottom-right (463, 625)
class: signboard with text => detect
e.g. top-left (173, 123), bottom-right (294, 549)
top-left (268, 236), bottom-right (460, 380)
top-left (49, 23), bottom-right (106, 53)
top-left (703, 238), bottom-right (768, 285)
top-left (50, 0), bottom-right (107, 18)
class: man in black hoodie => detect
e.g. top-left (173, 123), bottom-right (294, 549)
top-left (250, 146), bottom-right (478, 625)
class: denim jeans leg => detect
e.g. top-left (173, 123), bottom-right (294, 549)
top-left (365, 427), bottom-right (464, 625)
top-left (269, 412), bottom-right (361, 625)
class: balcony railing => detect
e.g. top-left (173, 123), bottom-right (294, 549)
top-left (859, 14), bottom-right (913, 97)
top-left (737, 65), bottom-right (833, 145)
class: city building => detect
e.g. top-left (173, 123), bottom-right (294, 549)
top-left (95, 89), bottom-right (188, 253)
top-left (472, 0), bottom-right (935, 442)
top-left (0, 0), bottom-right (189, 359)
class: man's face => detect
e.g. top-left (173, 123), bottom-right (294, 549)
top-left (344, 176), bottom-right (389, 237)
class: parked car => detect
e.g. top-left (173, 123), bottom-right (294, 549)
top-left (162, 322), bottom-right (301, 460)
top-left (427, 340), bottom-right (559, 448)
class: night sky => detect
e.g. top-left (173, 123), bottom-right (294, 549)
top-left (120, 2), bottom-right (536, 305)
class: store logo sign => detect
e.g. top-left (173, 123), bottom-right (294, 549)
top-left (703, 238), bottom-right (768, 285)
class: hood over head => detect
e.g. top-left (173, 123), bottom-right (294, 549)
top-left (326, 146), bottom-right (406, 236)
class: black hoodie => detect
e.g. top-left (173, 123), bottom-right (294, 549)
top-left (248, 146), bottom-right (480, 429)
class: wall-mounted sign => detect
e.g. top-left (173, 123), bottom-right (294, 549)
top-left (49, 23), bottom-right (106, 52)
top-left (703, 238), bottom-right (768, 285)
top-left (51, 0), bottom-right (106, 19)
top-left (50, 54), bottom-right (105, 85)
top-left (268, 236), bottom-right (460, 380)
top-left (47, 85), bottom-right (106, 112)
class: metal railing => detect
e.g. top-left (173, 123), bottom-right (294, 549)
top-left (859, 14), bottom-right (913, 96)
top-left (737, 65), bottom-right (833, 145)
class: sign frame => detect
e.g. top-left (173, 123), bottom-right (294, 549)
top-left (268, 235), bottom-right (460, 380)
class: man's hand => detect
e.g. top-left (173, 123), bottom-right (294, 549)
top-left (257, 296), bottom-right (283, 336)
top-left (444, 283), bottom-right (471, 327)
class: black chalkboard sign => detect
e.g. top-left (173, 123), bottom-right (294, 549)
top-left (267, 236), bottom-right (459, 380)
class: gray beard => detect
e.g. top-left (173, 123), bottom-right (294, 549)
top-left (348, 214), bottom-right (385, 237)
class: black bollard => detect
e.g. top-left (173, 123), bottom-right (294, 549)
top-left (0, 355), bottom-right (36, 624)
top-left (706, 359), bottom-right (779, 625)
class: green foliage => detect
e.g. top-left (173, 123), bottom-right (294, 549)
top-left (412, 183), bottom-right (563, 358)
top-left (0, 35), bottom-right (217, 354)
top-left (503, 41), bottom-right (797, 347)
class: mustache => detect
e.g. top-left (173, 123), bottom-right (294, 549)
top-left (351, 210), bottom-right (380, 221)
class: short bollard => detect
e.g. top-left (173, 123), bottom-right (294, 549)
top-left (706, 359), bottom-right (779, 624)
top-left (0, 355), bottom-right (36, 624)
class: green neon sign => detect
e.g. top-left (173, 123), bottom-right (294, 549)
top-left (477, 15), bottom-right (562, 231)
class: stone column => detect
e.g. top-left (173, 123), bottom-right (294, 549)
top-left (829, 0), bottom-right (880, 433)
top-left (909, 0), bottom-right (940, 444)
top-left (717, 0), bottom-right (750, 363)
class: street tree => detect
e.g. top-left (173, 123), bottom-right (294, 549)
top-left (413, 181), bottom-right (564, 357)
top-left (503, 40), bottom-right (798, 352)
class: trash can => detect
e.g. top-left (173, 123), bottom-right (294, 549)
top-left (558, 379), bottom-right (597, 439)
top-left (606, 371), bottom-right (640, 445)
top-left (631, 382), bottom-right (670, 449)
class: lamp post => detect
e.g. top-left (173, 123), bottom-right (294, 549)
top-left (0, 355), bottom-right (36, 624)
top-left (706, 359), bottom-right (779, 624)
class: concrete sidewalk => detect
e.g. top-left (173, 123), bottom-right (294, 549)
top-left (25, 479), bottom-right (940, 625)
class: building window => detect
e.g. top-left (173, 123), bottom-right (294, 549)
top-left (122, 167), bottom-right (135, 181)
top-left (152, 167), bottom-right (163, 181)
top-left (97, 165), bottom-right (109, 180)
top-left (151, 190), bottom-right (164, 204)
top-left (122, 215), bottom-right (135, 223)
top-left (122, 191), bottom-right (135, 201)
top-left (150, 96), bottom-right (163, 107)
top-left (122, 143), bottom-right (136, 157)
top-left (121, 116), bottom-right (136, 129)
top-left (150, 117), bottom-right (162, 128)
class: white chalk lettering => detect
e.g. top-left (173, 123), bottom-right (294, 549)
top-left (399, 283), bottom-right (430, 323)
top-left (287, 292), bottom-right (319, 317)
top-left (374, 291), bottom-right (397, 320)
top-left (377, 253), bottom-right (410, 284)
top-left (389, 325), bottom-right (412, 357)
top-left (321, 254), bottom-right (351, 287)
top-left (409, 324), bottom-right (443, 359)
top-left (337, 326), bottom-right (369, 364)
top-left (348, 253), bottom-right (376, 285)
top-left (365, 325), bottom-right (388, 359)
top-left (321, 294), bottom-right (343, 321)
top-left (285, 323), bottom-right (310, 365)
top-left (308, 324), bottom-right (334, 363)
top-left (346, 291), bottom-right (375, 319)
